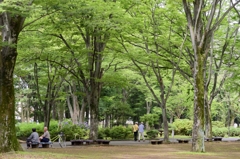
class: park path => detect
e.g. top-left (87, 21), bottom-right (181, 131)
top-left (21, 137), bottom-right (240, 149)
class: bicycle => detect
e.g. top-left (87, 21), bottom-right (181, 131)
top-left (51, 132), bottom-right (66, 148)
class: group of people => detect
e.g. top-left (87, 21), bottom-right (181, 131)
top-left (26, 127), bottom-right (51, 148)
top-left (132, 122), bottom-right (145, 142)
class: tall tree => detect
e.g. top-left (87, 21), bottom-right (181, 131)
top-left (119, 0), bottom-right (186, 142)
top-left (182, 0), bottom-right (240, 152)
top-left (0, 0), bottom-right (31, 152)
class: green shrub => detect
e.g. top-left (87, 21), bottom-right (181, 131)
top-left (110, 126), bottom-right (132, 139)
top-left (59, 121), bottom-right (87, 141)
top-left (16, 122), bottom-right (45, 140)
top-left (98, 128), bottom-right (105, 139)
top-left (16, 120), bottom-right (87, 141)
top-left (172, 119), bottom-right (192, 136)
top-left (146, 129), bottom-right (159, 139)
top-left (98, 127), bottom-right (113, 139)
top-left (212, 127), bottom-right (228, 137)
top-left (104, 127), bottom-right (111, 138)
top-left (229, 127), bottom-right (240, 137)
top-left (140, 114), bottom-right (160, 128)
top-left (212, 121), bottom-right (225, 128)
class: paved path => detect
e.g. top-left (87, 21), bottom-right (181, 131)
top-left (21, 137), bottom-right (240, 149)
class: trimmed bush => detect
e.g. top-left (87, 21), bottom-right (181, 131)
top-left (110, 126), bottom-right (132, 139)
top-left (146, 129), bottom-right (159, 139)
top-left (212, 121), bottom-right (225, 128)
top-left (227, 127), bottom-right (240, 137)
top-left (172, 119), bottom-right (192, 136)
top-left (212, 127), bottom-right (228, 137)
top-left (98, 128), bottom-right (105, 139)
top-left (16, 120), bottom-right (87, 141)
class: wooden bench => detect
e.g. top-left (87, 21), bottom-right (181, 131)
top-left (30, 142), bottom-right (39, 148)
top-left (213, 137), bottom-right (222, 141)
top-left (177, 139), bottom-right (190, 143)
top-left (205, 138), bottom-right (213, 142)
top-left (71, 140), bottom-right (94, 145)
top-left (84, 140), bottom-right (93, 145)
top-left (150, 140), bottom-right (163, 145)
top-left (40, 142), bottom-right (52, 148)
top-left (95, 139), bottom-right (110, 145)
top-left (71, 140), bottom-right (84, 145)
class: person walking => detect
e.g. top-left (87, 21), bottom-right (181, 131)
top-left (132, 122), bottom-right (139, 141)
top-left (138, 122), bottom-right (145, 142)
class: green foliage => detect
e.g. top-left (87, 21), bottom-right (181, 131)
top-left (16, 120), bottom-right (87, 141)
top-left (16, 122), bottom-right (45, 139)
top-left (109, 126), bottom-right (133, 139)
top-left (140, 114), bottom-right (159, 128)
top-left (98, 128), bottom-right (105, 139)
top-left (212, 127), bottom-right (240, 137)
top-left (98, 127), bottom-right (112, 139)
top-left (146, 129), bottom-right (159, 139)
top-left (212, 127), bottom-right (228, 137)
top-left (98, 126), bottom-right (133, 140)
top-left (140, 107), bottom-right (162, 128)
top-left (228, 127), bottom-right (240, 137)
top-left (212, 121), bottom-right (225, 128)
top-left (172, 119), bottom-right (192, 136)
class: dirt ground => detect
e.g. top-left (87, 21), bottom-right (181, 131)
top-left (1, 141), bottom-right (240, 159)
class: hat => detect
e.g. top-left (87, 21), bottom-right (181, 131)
top-left (135, 122), bottom-right (138, 124)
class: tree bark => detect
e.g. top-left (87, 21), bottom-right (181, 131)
top-left (0, 10), bottom-right (25, 152)
top-left (181, 0), bottom-right (240, 152)
top-left (192, 51), bottom-right (205, 152)
top-left (89, 88), bottom-right (100, 140)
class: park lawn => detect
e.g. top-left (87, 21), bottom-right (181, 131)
top-left (1, 142), bottom-right (240, 159)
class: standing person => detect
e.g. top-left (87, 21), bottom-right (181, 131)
top-left (39, 127), bottom-right (51, 142)
top-left (138, 122), bottom-right (145, 142)
top-left (26, 128), bottom-right (39, 149)
top-left (132, 122), bottom-right (139, 141)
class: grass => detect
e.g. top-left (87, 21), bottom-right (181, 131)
top-left (1, 141), bottom-right (240, 159)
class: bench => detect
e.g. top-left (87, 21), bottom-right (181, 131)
top-left (30, 142), bottom-right (39, 148)
top-left (205, 137), bottom-right (214, 142)
top-left (213, 137), bottom-right (222, 141)
top-left (177, 139), bottom-right (190, 143)
top-left (84, 140), bottom-right (94, 145)
top-left (40, 142), bottom-right (52, 148)
top-left (70, 140), bottom-right (94, 145)
top-left (95, 139), bottom-right (110, 145)
top-left (150, 140), bottom-right (163, 145)
top-left (71, 140), bottom-right (84, 145)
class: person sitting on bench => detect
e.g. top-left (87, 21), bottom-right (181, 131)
top-left (26, 128), bottom-right (39, 149)
top-left (39, 127), bottom-right (50, 142)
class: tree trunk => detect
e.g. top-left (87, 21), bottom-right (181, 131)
top-left (0, 11), bottom-right (25, 152)
top-left (89, 91), bottom-right (100, 140)
top-left (162, 106), bottom-right (169, 142)
top-left (79, 96), bottom-right (87, 124)
top-left (192, 52), bottom-right (205, 152)
top-left (146, 100), bottom-right (152, 130)
top-left (205, 101), bottom-right (212, 140)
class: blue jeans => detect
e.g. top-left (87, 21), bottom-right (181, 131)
top-left (40, 137), bottom-right (49, 142)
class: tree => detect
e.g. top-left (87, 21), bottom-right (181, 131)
top-left (182, 0), bottom-right (240, 152)
top-left (18, 0), bottom-right (127, 140)
top-left (0, 0), bottom-right (31, 152)
top-left (118, 0), bottom-right (187, 142)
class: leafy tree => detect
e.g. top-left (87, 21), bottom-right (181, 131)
top-left (182, 0), bottom-right (240, 152)
top-left (0, 0), bottom-right (34, 152)
top-left (118, 0), bottom-right (187, 142)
